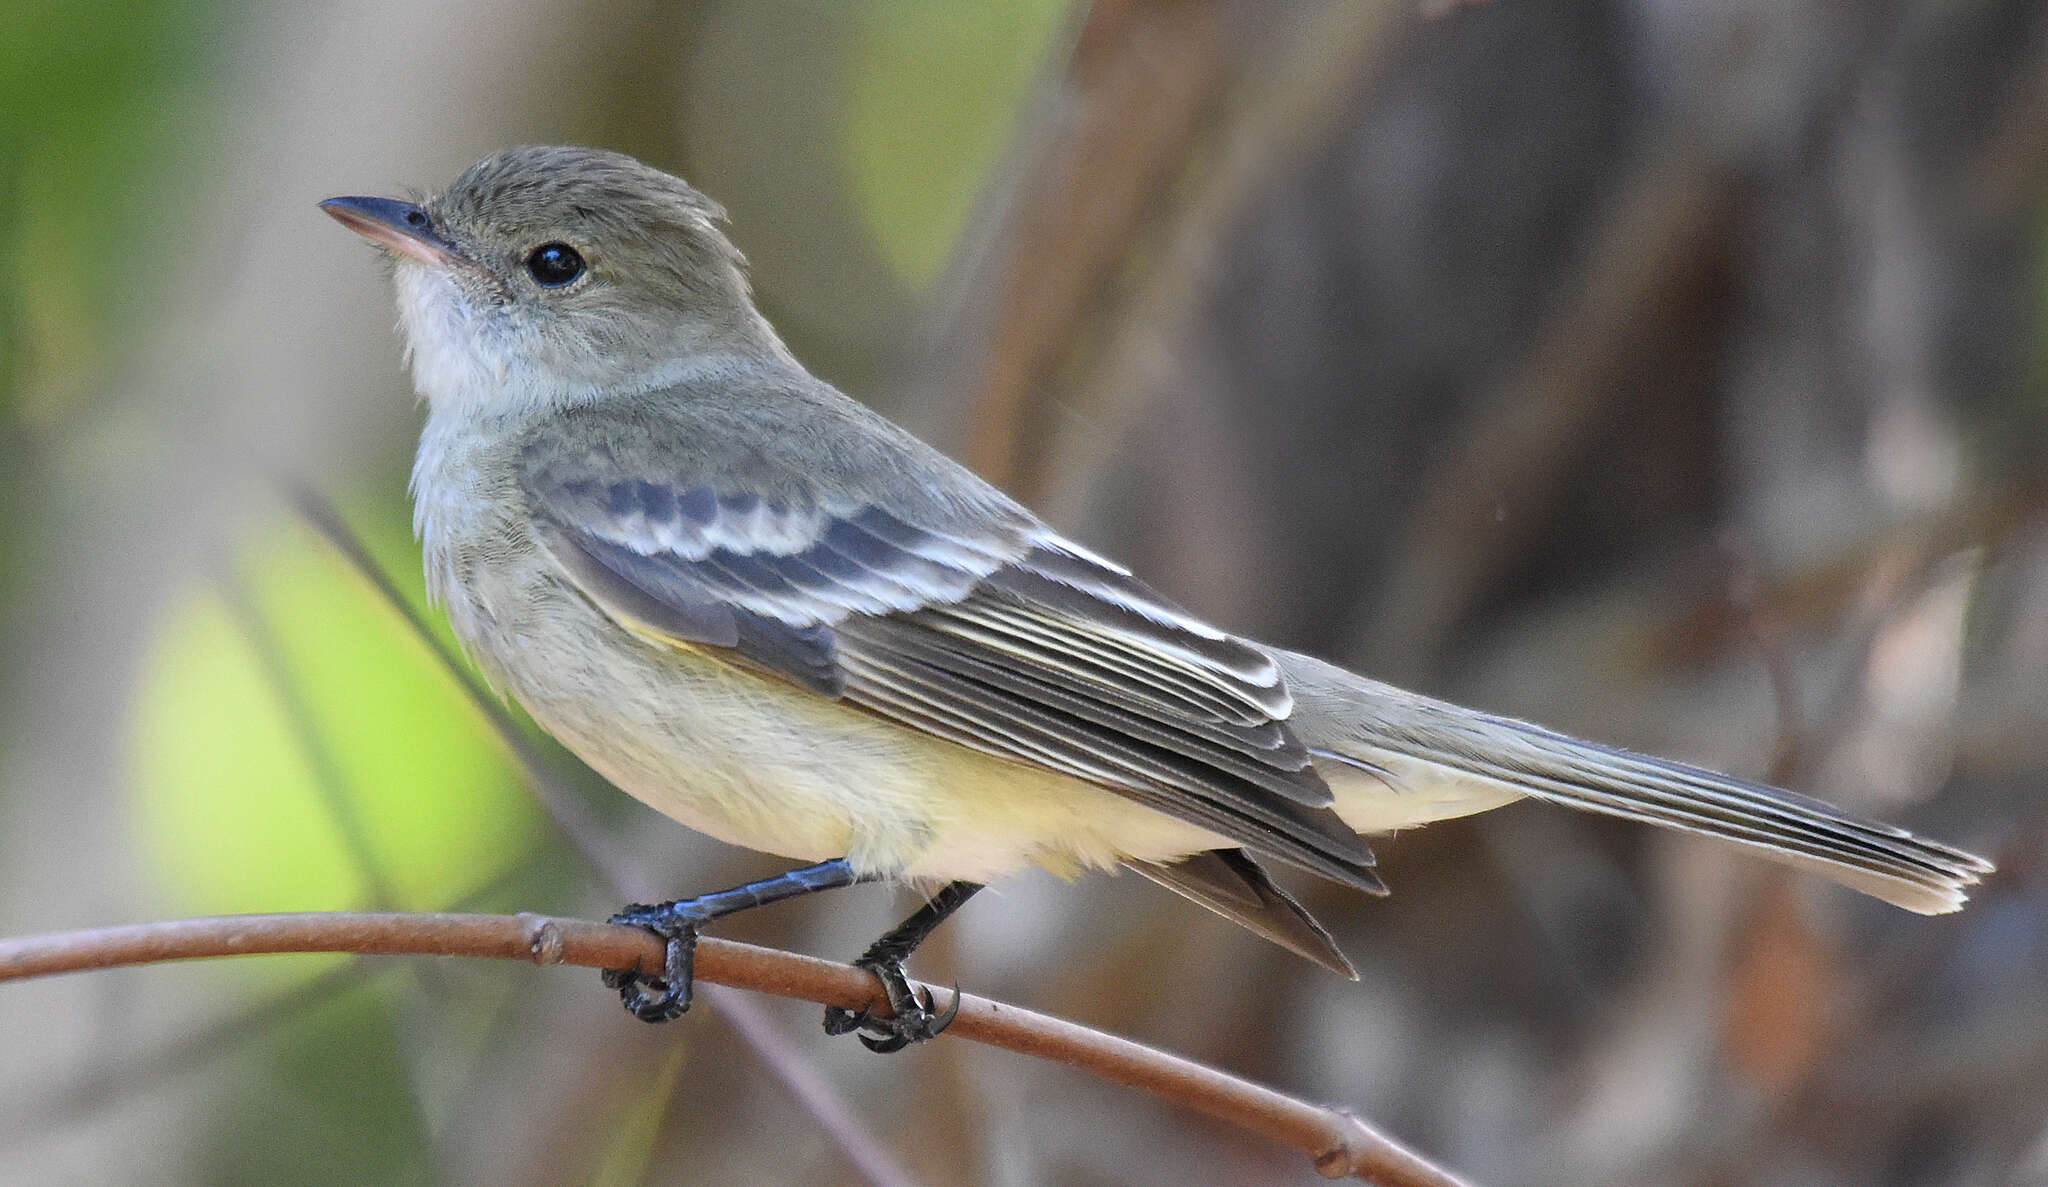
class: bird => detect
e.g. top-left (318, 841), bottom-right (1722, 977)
top-left (322, 145), bottom-right (1992, 1051)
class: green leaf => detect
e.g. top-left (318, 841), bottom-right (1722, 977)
top-left (841, 0), bottom-right (1070, 288)
top-left (129, 512), bottom-right (544, 920)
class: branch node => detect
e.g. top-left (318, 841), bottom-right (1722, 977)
top-left (1313, 1107), bottom-right (1465, 1185)
top-left (0, 912), bottom-right (1469, 1183)
top-left (1313, 1110), bottom-right (1373, 1179)
top-left (519, 913), bottom-right (566, 966)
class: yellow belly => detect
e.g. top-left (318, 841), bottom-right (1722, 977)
top-left (515, 637), bottom-right (1231, 883)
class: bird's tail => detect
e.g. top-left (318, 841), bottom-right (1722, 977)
top-left (1274, 649), bottom-right (1994, 914)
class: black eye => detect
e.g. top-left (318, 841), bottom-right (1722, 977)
top-left (525, 242), bottom-right (585, 287)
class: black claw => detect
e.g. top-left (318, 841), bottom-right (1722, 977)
top-left (824, 879), bottom-right (983, 1051)
top-left (603, 903), bottom-right (703, 1024)
top-left (930, 983), bottom-right (963, 1033)
top-left (821, 959), bottom-right (962, 1053)
top-left (859, 1031), bottom-right (914, 1054)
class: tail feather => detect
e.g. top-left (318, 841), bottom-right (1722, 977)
top-left (1455, 720), bottom-right (1990, 913)
top-left (1127, 849), bottom-right (1359, 978)
top-left (1275, 649), bottom-right (1993, 915)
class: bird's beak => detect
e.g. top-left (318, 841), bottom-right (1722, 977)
top-left (320, 195), bottom-right (467, 270)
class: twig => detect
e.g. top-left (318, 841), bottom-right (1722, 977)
top-left (1042, 0), bottom-right (1415, 525)
top-left (1718, 534), bottom-right (1806, 784)
top-left (285, 483), bottom-right (922, 1187)
top-left (282, 484), bottom-right (628, 884)
top-left (1693, 536), bottom-right (2002, 1186)
top-left (1354, 134), bottom-right (1733, 677)
top-left (216, 568), bottom-right (406, 910)
top-left (704, 988), bottom-right (925, 1187)
top-left (0, 913), bottom-right (1471, 1186)
top-left (946, 0), bottom-right (1237, 496)
top-left (0, 845), bottom-right (551, 1148)
top-left (1, 955), bottom-right (376, 1143)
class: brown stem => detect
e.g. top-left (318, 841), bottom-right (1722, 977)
top-left (0, 912), bottom-right (1469, 1187)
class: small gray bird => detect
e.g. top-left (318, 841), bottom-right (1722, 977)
top-left (324, 146), bottom-right (1991, 1050)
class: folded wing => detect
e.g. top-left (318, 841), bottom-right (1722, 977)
top-left (522, 462), bottom-right (1382, 890)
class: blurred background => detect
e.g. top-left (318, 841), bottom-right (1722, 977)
top-left (4, 0), bottom-right (2046, 1183)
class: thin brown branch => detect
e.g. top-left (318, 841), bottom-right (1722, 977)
top-left (0, 912), bottom-right (1469, 1187)
top-left (707, 988), bottom-right (925, 1187)
top-left (216, 567), bottom-right (406, 910)
top-left (1719, 533), bottom-right (1807, 785)
top-left (1, 955), bottom-right (376, 1144)
top-left (954, 0), bottom-right (1235, 495)
top-left (286, 484), bottom-right (922, 1187)
top-left (1355, 135), bottom-right (1733, 677)
top-left (1043, 0), bottom-right (1415, 526)
top-left (0, 849), bottom-right (544, 1148)
top-left (283, 483), bottom-right (631, 890)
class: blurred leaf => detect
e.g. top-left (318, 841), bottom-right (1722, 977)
top-left (128, 508), bottom-right (543, 921)
top-left (193, 982), bottom-right (431, 1186)
top-left (589, 1040), bottom-right (693, 1187)
top-left (840, 0), bottom-right (1069, 288)
top-left (0, 0), bottom-right (225, 426)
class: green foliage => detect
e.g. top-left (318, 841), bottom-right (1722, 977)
top-left (841, 0), bottom-right (1070, 289)
top-left (587, 1041), bottom-right (694, 1186)
top-left (193, 982), bottom-right (433, 1186)
top-left (128, 507), bottom-right (543, 921)
top-left (0, 0), bottom-right (226, 424)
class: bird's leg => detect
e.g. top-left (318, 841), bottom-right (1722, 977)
top-left (823, 880), bottom-right (984, 1053)
top-left (604, 858), bottom-right (875, 1023)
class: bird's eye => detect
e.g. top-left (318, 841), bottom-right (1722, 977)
top-left (525, 243), bottom-right (585, 287)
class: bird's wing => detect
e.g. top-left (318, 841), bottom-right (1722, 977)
top-left (521, 463), bottom-right (1381, 889)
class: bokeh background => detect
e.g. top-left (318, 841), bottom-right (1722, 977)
top-left (4, 0), bottom-right (2047, 1183)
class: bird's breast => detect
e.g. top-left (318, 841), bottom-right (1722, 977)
top-left (409, 423), bottom-right (1231, 882)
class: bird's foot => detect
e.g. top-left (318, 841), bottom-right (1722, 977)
top-left (822, 957), bottom-right (961, 1053)
top-left (602, 901), bottom-right (709, 1023)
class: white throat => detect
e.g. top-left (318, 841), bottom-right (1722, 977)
top-left (394, 263), bottom-right (564, 419)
